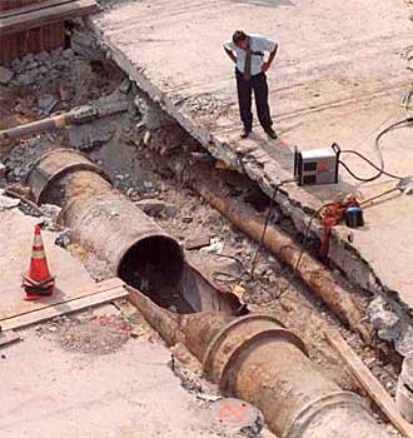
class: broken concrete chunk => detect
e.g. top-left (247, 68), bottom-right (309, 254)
top-left (40, 204), bottom-right (62, 221)
top-left (62, 48), bottom-right (75, 60)
top-left (35, 51), bottom-right (50, 63)
top-left (55, 229), bottom-right (71, 249)
top-left (0, 66), bottom-right (13, 86)
top-left (368, 296), bottom-right (400, 339)
top-left (200, 238), bottom-right (224, 254)
top-left (164, 204), bottom-right (178, 218)
top-left (37, 94), bottom-right (58, 115)
top-left (135, 199), bottom-right (166, 216)
top-left (0, 194), bottom-right (20, 211)
top-left (18, 72), bottom-right (37, 87)
top-left (118, 79), bottom-right (131, 94)
top-left (71, 29), bottom-right (107, 60)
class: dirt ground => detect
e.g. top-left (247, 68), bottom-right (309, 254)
top-left (0, 39), bottom-right (403, 435)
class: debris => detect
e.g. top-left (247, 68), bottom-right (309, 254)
top-left (135, 198), bottom-right (166, 216)
top-left (397, 355), bottom-right (413, 423)
top-left (118, 79), bottom-right (131, 94)
top-left (58, 314), bottom-right (132, 355)
top-left (0, 328), bottom-right (20, 348)
top-left (196, 393), bottom-right (222, 403)
top-left (398, 176), bottom-right (413, 195)
top-left (166, 154), bottom-right (370, 341)
top-left (62, 48), bottom-right (75, 60)
top-left (37, 94), bottom-right (58, 115)
top-left (68, 119), bottom-right (116, 150)
top-left (200, 238), bottom-right (224, 254)
top-left (0, 191), bottom-right (20, 211)
top-left (0, 66), bottom-right (13, 86)
top-left (71, 27), bottom-right (107, 60)
top-left (325, 328), bottom-right (413, 438)
top-left (231, 285), bottom-right (246, 303)
top-left (184, 234), bottom-right (211, 250)
top-left (164, 203), bottom-right (179, 218)
top-left (55, 229), bottom-right (72, 249)
top-left (139, 96), bottom-right (175, 131)
top-left (0, 162), bottom-right (6, 180)
top-left (40, 204), bottom-right (62, 222)
top-left (93, 303), bottom-right (121, 317)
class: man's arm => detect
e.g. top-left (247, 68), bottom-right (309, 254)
top-left (224, 46), bottom-right (237, 64)
top-left (262, 43), bottom-right (278, 73)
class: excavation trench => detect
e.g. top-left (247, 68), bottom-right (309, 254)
top-left (26, 148), bottom-right (240, 314)
top-left (25, 148), bottom-right (394, 438)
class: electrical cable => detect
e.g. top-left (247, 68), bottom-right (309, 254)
top-left (339, 117), bottom-right (413, 183)
top-left (211, 253), bottom-right (249, 285)
top-left (249, 178), bottom-right (297, 279)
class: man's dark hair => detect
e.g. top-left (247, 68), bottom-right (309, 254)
top-left (232, 30), bottom-right (248, 44)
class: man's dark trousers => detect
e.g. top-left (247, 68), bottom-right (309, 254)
top-left (236, 69), bottom-right (273, 133)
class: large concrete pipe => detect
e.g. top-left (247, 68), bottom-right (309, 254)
top-left (128, 286), bottom-right (392, 438)
top-left (26, 149), bottom-right (185, 309)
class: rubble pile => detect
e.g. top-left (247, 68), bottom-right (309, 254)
top-left (8, 48), bottom-right (76, 90)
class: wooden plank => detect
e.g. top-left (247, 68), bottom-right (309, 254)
top-left (1, 286), bottom-right (128, 330)
top-left (0, 277), bottom-right (125, 322)
top-left (0, 0), bottom-right (77, 19)
top-left (0, 329), bottom-right (20, 347)
top-left (0, 21), bottom-right (64, 65)
top-left (0, 0), bottom-right (42, 12)
top-left (0, 0), bottom-right (98, 36)
top-left (325, 329), bottom-right (413, 438)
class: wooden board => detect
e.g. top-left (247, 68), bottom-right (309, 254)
top-left (0, 0), bottom-right (98, 36)
top-left (0, 329), bottom-right (20, 347)
top-left (0, 277), bottom-right (125, 323)
top-left (0, 0), bottom-right (43, 12)
top-left (1, 284), bottom-right (128, 331)
top-left (325, 329), bottom-right (413, 438)
top-left (0, 0), bottom-right (77, 19)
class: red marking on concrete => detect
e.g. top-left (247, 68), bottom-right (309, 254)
top-left (217, 402), bottom-right (248, 424)
top-left (402, 281), bottom-right (413, 287)
top-left (1, 387), bottom-right (56, 419)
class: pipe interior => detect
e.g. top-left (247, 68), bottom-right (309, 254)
top-left (118, 236), bottom-right (191, 312)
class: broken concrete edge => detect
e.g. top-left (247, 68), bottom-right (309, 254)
top-left (87, 19), bottom-right (411, 348)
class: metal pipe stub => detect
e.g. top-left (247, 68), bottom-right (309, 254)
top-left (202, 314), bottom-right (308, 390)
top-left (26, 148), bottom-right (112, 204)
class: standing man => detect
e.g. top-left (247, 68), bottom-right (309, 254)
top-left (224, 30), bottom-right (278, 139)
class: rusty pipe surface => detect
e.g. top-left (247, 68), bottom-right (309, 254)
top-left (127, 287), bottom-right (390, 438)
top-left (26, 149), bottom-right (185, 303)
top-left (0, 114), bottom-right (70, 141)
top-left (165, 154), bottom-right (370, 341)
top-left (0, 101), bottom-right (129, 141)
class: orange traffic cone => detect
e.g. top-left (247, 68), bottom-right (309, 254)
top-left (22, 224), bottom-right (55, 301)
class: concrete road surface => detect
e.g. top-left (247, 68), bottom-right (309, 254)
top-left (89, 1), bottom-right (413, 334)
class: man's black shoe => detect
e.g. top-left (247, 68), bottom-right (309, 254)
top-left (265, 128), bottom-right (278, 139)
top-left (240, 129), bottom-right (251, 139)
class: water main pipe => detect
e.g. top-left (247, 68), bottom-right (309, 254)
top-left (26, 148), bottom-right (185, 304)
top-left (127, 286), bottom-right (392, 438)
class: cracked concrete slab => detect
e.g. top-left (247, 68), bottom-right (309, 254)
top-left (88, 0), bottom-right (413, 338)
top-left (0, 328), bottom-right (231, 438)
